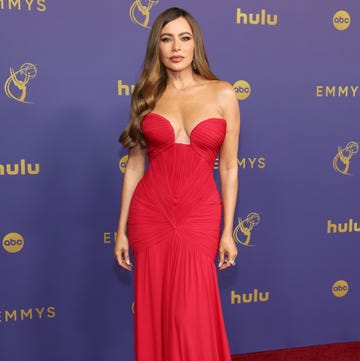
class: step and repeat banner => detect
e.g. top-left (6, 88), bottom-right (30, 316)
top-left (1, 1), bottom-right (359, 360)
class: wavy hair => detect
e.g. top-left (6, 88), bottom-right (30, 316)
top-left (119, 7), bottom-right (218, 148)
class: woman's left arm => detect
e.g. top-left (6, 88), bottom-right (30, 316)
top-left (217, 82), bottom-right (240, 270)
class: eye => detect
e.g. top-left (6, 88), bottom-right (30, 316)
top-left (181, 36), bottom-right (192, 41)
top-left (161, 37), bottom-right (172, 43)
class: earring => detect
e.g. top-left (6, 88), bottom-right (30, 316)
top-left (192, 60), bottom-right (197, 71)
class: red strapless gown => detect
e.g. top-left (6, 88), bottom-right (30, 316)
top-left (127, 112), bottom-right (232, 361)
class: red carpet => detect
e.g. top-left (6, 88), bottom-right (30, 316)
top-left (231, 342), bottom-right (360, 361)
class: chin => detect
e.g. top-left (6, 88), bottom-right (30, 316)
top-left (165, 63), bottom-right (193, 72)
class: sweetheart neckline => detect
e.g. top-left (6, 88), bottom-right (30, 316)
top-left (145, 112), bottom-right (226, 145)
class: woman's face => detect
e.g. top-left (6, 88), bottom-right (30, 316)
top-left (159, 17), bottom-right (195, 73)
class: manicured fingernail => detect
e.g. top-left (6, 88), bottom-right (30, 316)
top-left (218, 262), bottom-right (222, 268)
top-left (126, 260), bottom-right (130, 265)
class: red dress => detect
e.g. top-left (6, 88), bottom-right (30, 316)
top-left (127, 112), bottom-right (232, 361)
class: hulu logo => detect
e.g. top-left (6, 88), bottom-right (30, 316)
top-left (327, 219), bottom-right (360, 234)
top-left (231, 289), bottom-right (269, 304)
top-left (236, 8), bottom-right (278, 26)
top-left (117, 80), bottom-right (135, 96)
top-left (0, 159), bottom-right (40, 176)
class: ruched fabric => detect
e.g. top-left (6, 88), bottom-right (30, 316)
top-left (127, 112), bottom-right (232, 361)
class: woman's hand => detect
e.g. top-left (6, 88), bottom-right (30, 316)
top-left (218, 233), bottom-right (238, 270)
top-left (114, 232), bottom-right (133, 271)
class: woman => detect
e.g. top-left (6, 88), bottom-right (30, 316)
top-left (114, 7), bottom-right (240, 361)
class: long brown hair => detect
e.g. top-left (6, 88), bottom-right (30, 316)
top-left (119, 7), bottom-right (218, 148)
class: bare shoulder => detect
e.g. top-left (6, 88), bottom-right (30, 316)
top-left (205, 80), bottom-right (234, 96)
top-left (210, 80), bottom-right (239, 119)
top-left (204, 80), bottom-right (237, 104)
top-left (195, 79), bottom-right (239, 120)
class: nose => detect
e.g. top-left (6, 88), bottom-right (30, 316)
top-left (172, 39), bottom-right (181, 52)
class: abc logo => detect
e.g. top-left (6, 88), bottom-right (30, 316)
top-left (119, 155), bottom-right (129, 174)
top-left (233, 80), bottom-right (251, 101)
top-left (332, 280), bottom-right (349, 298)
top-left (333, 10), bottom-right (351, 31)
top-left (2, 232), bottom-right (24, 253)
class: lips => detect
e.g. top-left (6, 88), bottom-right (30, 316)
top-left (170, 56), bottom-right (184, 62)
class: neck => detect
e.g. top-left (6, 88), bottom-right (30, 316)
top-left (166, 67), bottom-right (200, 90)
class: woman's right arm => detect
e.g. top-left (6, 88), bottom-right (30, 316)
top-left (114, 143), bottom-right (147, 271)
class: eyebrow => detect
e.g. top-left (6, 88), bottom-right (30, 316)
top-left (160, 31), bottom-right (193, 37)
